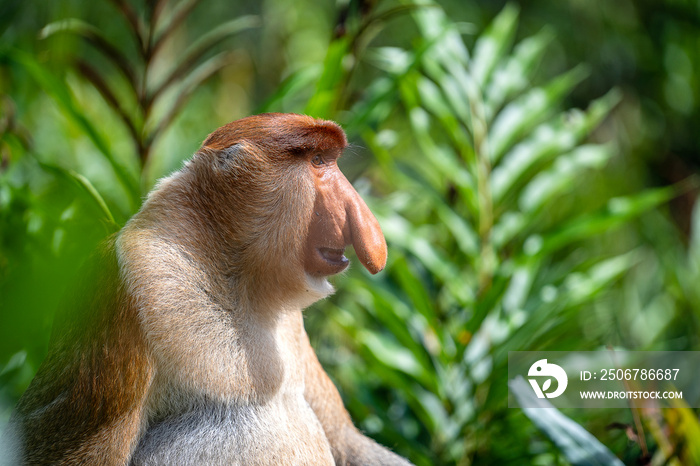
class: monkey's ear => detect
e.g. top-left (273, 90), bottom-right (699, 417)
top-left (221, 143), bottom-right (243, 162)
top-left (214, 143), bottom-right (244, 170)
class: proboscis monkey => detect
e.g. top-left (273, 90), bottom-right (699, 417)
top-left (2, 113), bottom-right (412, 465)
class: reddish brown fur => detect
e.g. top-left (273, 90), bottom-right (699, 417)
top-left (203, 113), bottom-right (348, 155)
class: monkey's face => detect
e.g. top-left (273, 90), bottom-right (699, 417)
top-left (199, 113), bottom-right (387, 287)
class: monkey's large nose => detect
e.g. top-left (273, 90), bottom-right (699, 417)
top-left (304, 169), bottom-right (387, 277)
top-left (344, 183), bottom-right (387, 275)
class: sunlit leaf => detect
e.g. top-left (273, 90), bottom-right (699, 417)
top-left (490, 88), bottom-right (621, 203)
top-left (489, 65), bottom-right (589, 163)
top-left (484, 27), bottom-right (554, 119)
top-left (470, 3), bottom-right (519, 87)
top-left (305, 37), bottom-right (351, 118)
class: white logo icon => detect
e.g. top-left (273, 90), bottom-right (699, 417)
top-left (528, 359), bottom-right (568, 399)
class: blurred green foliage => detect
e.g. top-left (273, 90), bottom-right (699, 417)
top-left (1, 0), bottom-right (699, 464)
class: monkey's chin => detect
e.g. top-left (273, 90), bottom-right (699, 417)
top-left (302, 274), bottom-right (336, 306)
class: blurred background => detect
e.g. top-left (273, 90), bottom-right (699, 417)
top-left (1, 0), bottom-right (699, 464)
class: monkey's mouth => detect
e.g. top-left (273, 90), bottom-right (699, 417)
top-left (318, 247), bottom-right (349, 272)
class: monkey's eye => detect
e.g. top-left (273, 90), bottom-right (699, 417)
top-left (311, 154), bottom-right (325, 166)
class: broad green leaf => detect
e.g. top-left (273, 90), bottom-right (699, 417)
top-left (501, 262), bottom-right (538, 314)
top-left (366, 47), bottom-right (413, 75)
top-left (562, 251), bottom-right (640, 305)
top-left (433, 200), bottom-right (479, 257)
top-left (349, 77), bottom-right (399, 131)
top-left (420, 61), bottom-right (472, 128)
top-left (348, 277), bottom-right (434, 374)
top-left (688, 192), bottom-right (700, 274)
top-left (412, 385), bottom-right (451, 438)
top-left (490, 211), bottom-right (526, 251)
top-left (373, 163), bottom-right (479, 257)
top-left (379, 210), bottom-right (473, 304)
top-left (392, 256), bottom-right (439, 329)
top-left (416, 76), bottom-right (474, 152)
top-left (146, 51), bottom-right (238, 142)
top-left (410, 0), bottom-right (469, 64)
top-left (402, 106), bottom-right (478, 215)
top-left (491, 144), bottom-right (614, 249)
top-left (152, 0), bottom-right (202, 48)
top-left (357, 330), bottom-right (430, 385)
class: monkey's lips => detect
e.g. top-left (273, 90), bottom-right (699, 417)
top-left (317, 247), bottom-right (350, 274)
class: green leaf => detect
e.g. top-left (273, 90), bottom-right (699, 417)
top-left (258, 65), bottom-right (322, 113)
top-left (151, 16), bottom-right (259, 102)
top-left (391, 256), bottom-right (439, 330)
top-left (520, 144), bottom-right (614, 214)
top-left (305, 37), bottom-right (351, 118)
top-left (688, 192), bottom-right (700, 271)
top-left (40, 18), bottom-right (138, 93)
top-left (490, 88), bottom-right (621, 204)
top-left (562, 251), bottom-right (640, 305)
top-left (347, 277), bottom-right (434, 375)
top-left (484, 27), bottom-right (554, 120)
top-left (404, 107), bottom-right (477, 213)
top-left (539, 185), bottom-right (681, 256)
top-left (151, 0), bottom-right (203, 54)
top-left (146, 51), bottom-right (238, 146)
top-left (410, 0), bottom-right (469, 65)
top-left (491, 144), bottom-right (614, 249)
top-left (489, 65), bottom-right (589, 163)
top-left (366, 47), bottom-right (413, 75)
top-left (357, 330), bottom-right (427, 382)
top-left (416, 76), bottom-right (474, 153)
top-left (38, 162), bottom-right (119, 230)
top-left (470, 3), bottom-right (520, 87)
top-left (5, 49), bottom-right (139, 210)
top-left (378, 210), bottom-right (473, 305)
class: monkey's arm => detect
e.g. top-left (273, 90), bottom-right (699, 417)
top-left (301, 327), bottom-right (413, 466)
top-left (5, 237), bottom-right (154, 465)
